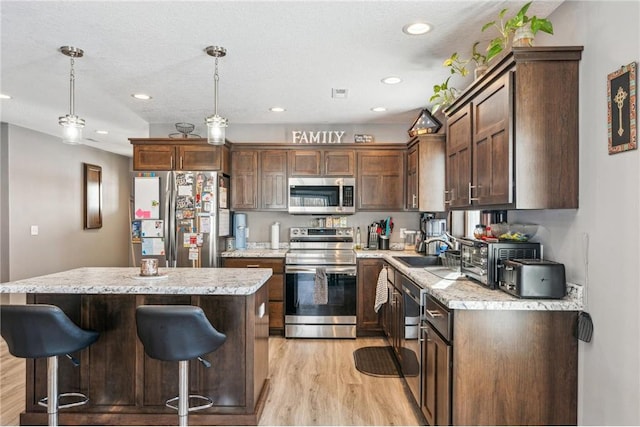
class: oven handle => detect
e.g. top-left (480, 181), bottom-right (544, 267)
top-left (285, 265), bottom-right (357, 275)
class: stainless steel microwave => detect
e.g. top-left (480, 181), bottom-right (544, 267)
top-left (288, 177), bottom-right (356, 214)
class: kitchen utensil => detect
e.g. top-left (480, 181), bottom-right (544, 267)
top-left (575, 312), bottom-right (593, 342)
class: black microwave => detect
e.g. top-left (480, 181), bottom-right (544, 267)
top-left (288, 177), bottom-right (356, 214)
top-left (459, 238), bottom-right (541, 289)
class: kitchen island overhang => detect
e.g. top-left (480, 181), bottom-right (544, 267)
top-left (0, 267), bottom-right (272, 426)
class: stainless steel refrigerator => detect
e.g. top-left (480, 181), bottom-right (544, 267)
top-left (130, 171), bottom-right (230, 268)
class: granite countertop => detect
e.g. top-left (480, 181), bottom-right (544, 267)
top-left (356, 249), bottom-right (584, 311)
top-left (0, 267), bottom-right (272, 295)
top-left (221, 249), bottom-right (288, 258)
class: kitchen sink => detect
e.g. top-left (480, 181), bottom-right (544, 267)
top-left (392, 255), bottom-right (442, 268)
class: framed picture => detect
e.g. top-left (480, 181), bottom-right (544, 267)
top-left (84, 163), bottom-right (102, 229)
top-left (607, 62), bottom-right (637, 154)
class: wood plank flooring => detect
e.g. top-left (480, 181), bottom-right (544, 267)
top-left (259, 337), bottom-right (424, 426)
top-left (0, 336), bottom-right (423, 426)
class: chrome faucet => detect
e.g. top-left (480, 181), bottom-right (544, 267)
top-left (424, 237), bottom-right (455, 249)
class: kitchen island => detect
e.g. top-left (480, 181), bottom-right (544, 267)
top-left (0, 267), bottom-right (272, 426)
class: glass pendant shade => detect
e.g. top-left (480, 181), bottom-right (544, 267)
top-left (59, 114), bottom-right (85, 145)
top-left (206, 114), bottom-right (228, 145)
top-left (204, 46), bottom-right (228, 145)
top-left (59, 46), bottom-right (85, 145)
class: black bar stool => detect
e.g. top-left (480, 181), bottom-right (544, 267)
top-left (0, 304), bottom-right (99, 426)
top-left (135, 305), bottom-right (226, 427)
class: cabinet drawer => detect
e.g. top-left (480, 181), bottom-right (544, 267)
top-left (424, 294), bottom-right (452, 342)
top-left (269, 302), bottom-right (284, 328)
top-left (223, 258), bottom-right (284, 273)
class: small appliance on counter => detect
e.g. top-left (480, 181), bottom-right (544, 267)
top-left (499, 259), bottom-right (566, 299)
top-left (234, 213), bottom-right (247, 250)
top-left (459, 238), bottom-right (542, 289)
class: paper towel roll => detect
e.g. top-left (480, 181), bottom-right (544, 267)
top-left (271, 222), bottom-right (280, 249)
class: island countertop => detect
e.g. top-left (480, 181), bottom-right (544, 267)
top-left (0, 267), bottom-right (273, 295)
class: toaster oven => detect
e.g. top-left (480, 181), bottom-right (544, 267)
top-left (459, 238), bottom-right (542, 289)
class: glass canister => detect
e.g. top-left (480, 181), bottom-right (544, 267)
top-left (403, 230), bottom-right (417, 251)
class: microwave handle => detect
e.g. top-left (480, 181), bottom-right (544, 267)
top-left (339, 181), bottom-right (344, 208)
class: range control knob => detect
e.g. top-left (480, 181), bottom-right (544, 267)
top-left (300, 229), bottom-right (307, 235)
top-left (291, 228), bottom-right (299, 235)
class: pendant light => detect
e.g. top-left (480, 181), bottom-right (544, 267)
top-left (204, 46), bottom-right (228, 145)
top-left (58, 46), bottom-right (85, 145)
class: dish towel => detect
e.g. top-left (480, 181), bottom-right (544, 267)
top-left (374, 266), bottom-right (388, 313)
top-left (313, 267), bottom-right (328, 304)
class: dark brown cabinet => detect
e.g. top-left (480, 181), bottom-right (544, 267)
top-left (130, 138), bottom-right (229, 172)
top-left (444, 46), bottom-right (582, 209)
top-left (407, 134), bottom-right (446, 211)
top-left (381, 265), bottom-right (402, 356)
top-left (223, 257), bottom-right (285, 335)
top-left (422, 323), bottom-right (452, 426)
top-left (357, 150), bottom-right (405, 210)
top-left (260, 151), bottom-right (288, 210)
top-left (230, 149), bottom-right (287, 211)
top-left (356, 258), bottom-right (383, 335)
top-left (289, 149), bottom-right (355, 176)
top-left (230, 150), bottom-right (258, 210)
top-left (25, 289), bottom-right (269, 426)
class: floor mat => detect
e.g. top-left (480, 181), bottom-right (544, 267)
top-left (353, 346), bottom-right (401, 377)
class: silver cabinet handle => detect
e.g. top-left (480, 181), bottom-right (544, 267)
top-left (426, 309), bottom-right (443, 318)
top-left (246, 264), bottom-right (260, 268)
top-left (412, 194), bottom-right (417, 208)
top-left (443, 190), bottom-right (451, 205)
top-left (469, 182), bottom-right (480, 202)
top-left (180, 156), bottom-right (184, 170)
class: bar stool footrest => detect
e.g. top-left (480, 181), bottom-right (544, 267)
top-left (38, 392), bottom-right (90, 409)
top-left (166, 394), bottom-right (214, 413)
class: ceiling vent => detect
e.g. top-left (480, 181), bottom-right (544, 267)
top-left (332, 88), bottom-right (349, 99)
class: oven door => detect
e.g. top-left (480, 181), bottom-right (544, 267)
top-left (284, 265), bottom-right (357, 338)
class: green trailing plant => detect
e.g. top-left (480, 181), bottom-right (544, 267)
top-left (443, 52), bottom-right (469, 77)
top-left (481, 1), bottom-right (554, 62)
top-left (471, 41), bottom-right (488, 67)
top-left (429, 76), bottom-right (458, 114)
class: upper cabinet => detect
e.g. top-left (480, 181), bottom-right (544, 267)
top-left (130, 138), bottom-right (230, 173)
top-left (357, 149), bottom-right (405, 210)
top-left (406, 134), bottom-right (446, 212)
top-left (444, 46), bottom-right (583, 210)
top-left (230, 148), bottom-right (288, 211)
top-left (289, 149), bottom-right (355, 176)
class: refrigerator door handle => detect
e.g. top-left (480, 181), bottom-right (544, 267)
top-left (167, 171), bottom-right (177, 268)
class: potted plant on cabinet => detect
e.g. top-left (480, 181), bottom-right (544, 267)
top-left (471, 41), bottom-right (489, 79)
top-left (429, 76), bottom-right (458, 114)
top-left (482, 1), bottom-right (554, 62)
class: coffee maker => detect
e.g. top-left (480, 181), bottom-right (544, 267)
top-left (416, 213), bottom-right (447, 255)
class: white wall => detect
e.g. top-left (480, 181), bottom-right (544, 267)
top-left (1, 124), bottom-right (131, 283)
top-left (510, 1), bottom-right (640, 424)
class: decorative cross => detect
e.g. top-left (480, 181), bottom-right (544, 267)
top-left (614, 86), bottom-right (628, 136)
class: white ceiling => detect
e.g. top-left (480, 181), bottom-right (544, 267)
top-left (1, 0), bottom-right (562, 156)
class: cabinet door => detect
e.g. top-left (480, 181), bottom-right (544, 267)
top-left (324, 150), bottom-right (355, 176)
top-left (357, 150), bottom-right (404, 210)
top-left (231, 150), bottom-right (258, 210)
top-left (446, 105), bottom-right (472, 208)
top-left (222, 258), bottom-right (285, 334)
top-left (260, 151), bottom-right (288, 210)
top-left (289, 150), bottom-right (321, 176)
top-left (178, 145), bottom-right (223, 171)
top-left (422, 323), bottom-right (452, 426)
top-left (133, 144), bottom-right (175, 170)
top-left (473, 73), bottom-right (512, 206)
top-left (356, 259), bottom-right (383, 335)
top-left (406, 146), bottom-right (419, 210)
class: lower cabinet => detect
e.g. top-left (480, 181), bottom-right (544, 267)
top-left (422, 313), bottom-right (452, 426)
top-left (381, 264), bottom-right (402, 355)
top-left (223, 257), bottom-right (285, 335)
top-left (356, 259), bottom-right (383, 336)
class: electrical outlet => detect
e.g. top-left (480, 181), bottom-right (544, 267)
top-left (30, 225), bottom-right (39, 236)
top-left (399, 228), bottom-right (406, 238)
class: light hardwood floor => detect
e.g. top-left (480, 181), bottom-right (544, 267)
top-left (0, 336), bottom-right (423, 426)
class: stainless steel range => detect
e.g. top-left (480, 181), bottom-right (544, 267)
top-left (285, 227), bottom-right (357, 338)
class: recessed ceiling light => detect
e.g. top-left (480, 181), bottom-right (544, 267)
top-left (403, 22), bottom-right (432, 35)
top-left (95, 130), bottom-right (109, 135)
top-left (269, 107), bottom-right (286, 112)
top-left (0, 93), bottom-right (12, 99)
top-left (371, 107), bottom-right (387, 112)
top-left (381, 76), bottom-right (402, 85)
top-left (132, 93), bottom-right (152, 100)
